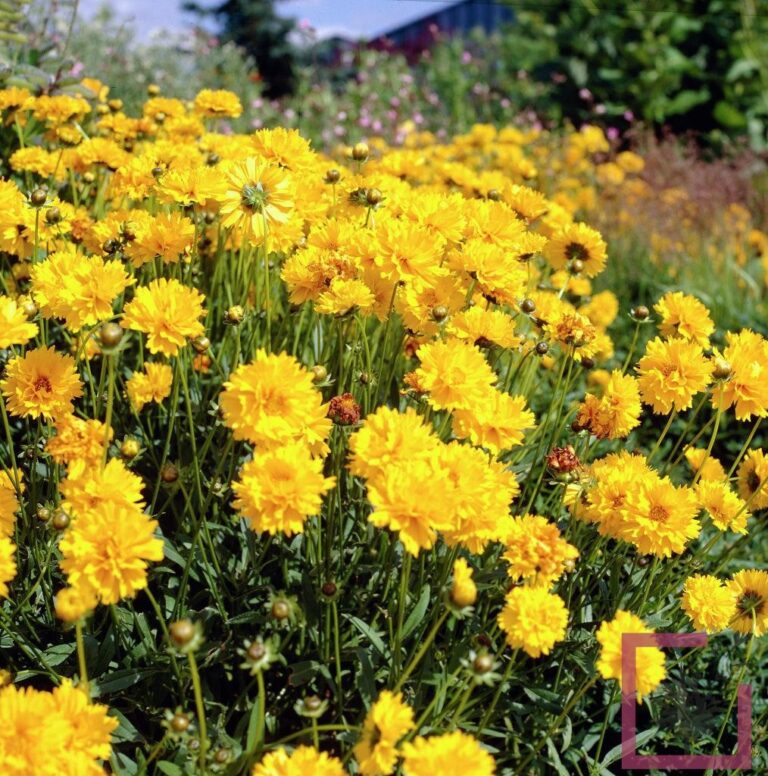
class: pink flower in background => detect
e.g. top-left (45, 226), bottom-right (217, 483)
top-left (624, 110), bottom-right (635, 122)
top-left (251, 99), bottom-right (263, 109)
top-left (69, 61), bottom-right (85, 77)
top-left (390, 97), bottom-right (400, 107)
top-left (252, 118), bottom-right (263, 129)
top-left (372, 120), bottom-right (382, 132)
top-left (595, 104), bottom-right (606, 115)
top-left (387, 110), bottom-right (398, 121)
top-left (359, 115), bottom-right (371, 127)
top-left (579, 88), bottom-right (592, 100)
top-left (501, 98), bottom-right (511, 109)
top-left (334, 125), bottom-right (345, 137)
top-left (461, 51), bottom-right (472, 64)
top-left (607, 127), bottom-right (620, 140)
top-left (414, 112), bottom-right (424, 125)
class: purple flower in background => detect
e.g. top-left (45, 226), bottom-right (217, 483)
top-left (624, 110), bottom-right (635, 122)
top-left (607, 127), bottom-right (620, 140)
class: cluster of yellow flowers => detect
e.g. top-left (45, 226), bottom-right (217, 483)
top-left (0, 77), bottom-right (767, 774)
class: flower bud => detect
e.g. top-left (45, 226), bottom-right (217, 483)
top-left (121, 438), bottom-right (141, 460)
top-left (473, 653), bottom-right (495, 674)
top-left (191, 336), bottom-right (210, 354)
top-left (52, 508), bottom-right (70, 531)
top-left (351, 142), bottom-right (369, 162)
top-left (570, 258), bottom-right (585, 274)
top-left (224, 305), bottom-right (244, 325)
top-left (45, 207), bottom-right (61, 225)
top-left (83, 171), bottom-right (96, 184)
top-left (321, 581), bottom-right (337, 598)
top-left (108, 98), bottom-right (123, 112)
top-left (631, 305), bottom-right (649, 321)
top-left (580, 356), bottom-right (595, 370)
top-left (171, 712), bottom-right (191, 733)
top-left (169, 619), bottom-right (197, 649)
top-left (160, 462), bottom-right (179, 483)
top-left (487, 189), bottom-right (501, 201)
top-left (311, 364), bottom-right (328, 383)
top-left (20, 297), bottom-right (37, 319)
top-left (324, 168), bottom-right (340, 184)
top-left (102, 238), bottom-right (120, 255)
top-left (295, 694), bottom-right (329, 719)
top-left (535, 341), bottom-right (549, 356)
top-left (29, 189), bottom-right (47, 207)
top-left (365, 187), bottom-right (382, 206)
top-left (712, 358), bottom-right (732, 381)
top-left (431, 305), bottom-right (449, 322)
top-left (520, 298), bottom-right (536, 314)
top-left (98, 321), bottom-right (124, 348)
top-left (36, 505), bottom-right (50, 522)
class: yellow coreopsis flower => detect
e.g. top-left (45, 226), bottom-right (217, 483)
top-left (0, 295), bottom-right (37, 348)
top-left (596, 610), bottom-right (666, 703)
top-left (497, 586), bottom-right (568, 658)
top-left (218, 157), bottom-right (294, 242)
top-left (681, 574), bottom-right (737, 633)
top-left (233, 443), bottom-right (335, 536)
top-left (401, 731), bottom-right (496, 776)
top-left (122, 278), bottom-right (205, 356)
top-left (354, 691), bottom-right (415, 776)
top-left (126, 362), bottom-right (174, 411)
top-left (59, 502), bottom-right (163, 604)
top-left (727, 569), bottom-right (768, 636)
top-left (252, 746), bottom-right (345, 776)
top-left (0, 346), bottom-right (83, 420)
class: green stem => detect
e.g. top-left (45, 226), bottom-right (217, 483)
top-left (187, 651), bottom-right (208, 774)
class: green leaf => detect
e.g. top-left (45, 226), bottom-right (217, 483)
top-left (246, 697), bottom-right (262, 753)
top-left (546, 737), bottom-right (571, 776)
top-left (402, 585), bottom-right (430, 639)
top-left (714, 100), bottom-right (747, 129)
top-left (601, 726), bottom-right (659, 766)
top-left (156, 762), bottom-right (184, 776)
top-left (345, 615), bottom-right (389, 658)
top-left (42, 642), bottom-right (76, 667)
top-left (664, 88), bottom-right (710, 116)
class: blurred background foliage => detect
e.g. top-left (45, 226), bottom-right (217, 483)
top-left (5, 0), bottom-right (768, 152)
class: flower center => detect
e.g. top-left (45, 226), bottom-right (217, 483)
top-left (241, 182), bottom-right (268, 212)
top-left (748, 470), bottom-right (761, 493)
top-left (565, 242), bottom-right (588, 262)
top-left (738, 590), bottom-right (764, 616)
top-left (649, 505), bottom-right (668, 523)
top-left (33, 375), bottom-right (52, 393)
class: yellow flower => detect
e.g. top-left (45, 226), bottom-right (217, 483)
top-left (682, 575), bottom-right (737, 633)
top-left (61, 457), bottom-right (145, 519)
top-left (502, 514), bottom-right (579, 587)
top-left (55, 585), bottom-right (98, 623)
top-left (46, 415), bottom-right (111, 466)
top-left (711, 329), bottom-right (768, 421)
top-left (348, 406), bottom-right (440, 482)
top-left (576, 370), bottom-right (642, 439)
top-left (684, 448), bottom-right (727, 482)
top-left (374, 218), bottom-right (443, 288)
top-left (0, 471), bottom-right (21, 537)
top-left (126, 362), bottom-right (174, 412)
top-left (354, 691), bottom-right (415, 776)
top-left (497, 586), bottom-right (568, 657)
top-left (252, 746), bottom-right (345, 776)
top-left (220, 351), bottom-right (330, 449)
top-left (122, 278), bottom-right (205, 356)
top-left (727, 569), bottom-right (768, 636)
top-left (451, 557), bottom-right (477, 607)
top-left (636, 336), bottom-right (712, 414)
top-left (737, 449), bottom-right (768, 510)
top-left (0, 681), bottom-right (116, 775)
top-left (315, 277), bottom-right (375, 317)
top-left (233, 443), bottom-right (335, 536)
top-left (193, 88), bottom-right (243, 118)
top-left (1, 346), bottom-right (82, 420)
top-left (0, 295), bottom-right (37, 348)
top-left (452, 389), bottom-right (535, 454)
top-left (401, 731), bottom-right (496, 776)
top-left (0, 535), bottom-right (16, 598)
top-left (219, 157), bottom-right (294, 242)
top-left (621, 474), bottom-right (700, 557)
top-left (447, 307), bottom-right (520, 349)
top-left (654, 291), bottom-right (714, 346)
top-left (365, 456), bottom-right (453, 556)
top-left (60, 501), bottom-right (163, 604)
top-left (251, 127), bottom-right (318, 172)
top-left (30, 248), bottom-right (133, 331)
top-left (596, 610), bottom-right (666, 703)
top-left (543, 222), bottom-right (607, 277)
top-left (124, 212), bottom-right (195, 267)
top-left (412, 340), bottom-right (496, 412)
top-left (695, 480), bottom-right (749, 534)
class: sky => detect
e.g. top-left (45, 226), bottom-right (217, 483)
top-left (77, 0), bottom-right (457, 41)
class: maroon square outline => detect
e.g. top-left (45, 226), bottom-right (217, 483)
top-left (621, 632), bottom-right (752, 770)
